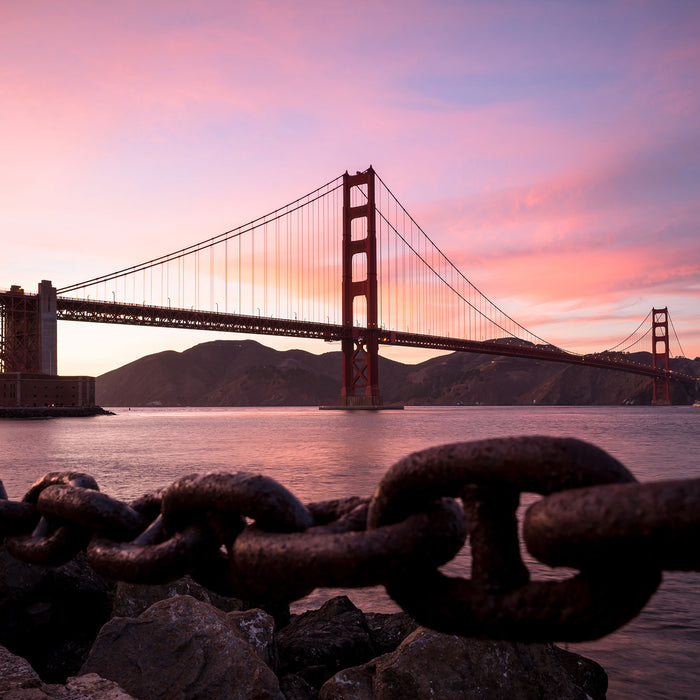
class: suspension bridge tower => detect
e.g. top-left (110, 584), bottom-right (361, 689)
top-left (338, 167), bottom-right (384, 407)
top-left (651, 307), bottom-right (671, 405)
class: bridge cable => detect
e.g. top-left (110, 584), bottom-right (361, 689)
top-left (372, 172), bottom-right (557, 349)
top-left (617, 327), bottom-right (651, 354)
top-left (57, 175), bottom-right (344, 294)
top-left (604, 310), bottom-right (653, 353)
top-left (668, 313), bottom-right (687, 359)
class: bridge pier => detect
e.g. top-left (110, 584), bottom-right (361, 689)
top-left (0, 280), bottom-right (56, 374)
top-left (0, 280), bottom-right (57, 374)
top-left (38, 280), bottom-right (58, 375)
top-left (0, 281), bottom-right (98, 413)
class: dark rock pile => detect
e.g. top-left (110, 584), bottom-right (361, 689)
top-left (0, 546), bottom-right (608, 699)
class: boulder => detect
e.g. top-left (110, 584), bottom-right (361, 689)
top-left (0, 562), bottom-right (611, 700)
top-left (0, 644), bottom-right (42, 692)
top-left (278, 674), bottom-right (317, 700)
top-left (80, 595), bottom-right (283, 699)
top-left (111, 576), bottom-right (247, 618)
top-left (319, 627), bottom-right (608, 699)
top-left (0, 646), bottom-right (133, 699)
top-left (113, 578), bottom-right (279, 669)
top-left (60, 674), bottom-right (135, 699)
top-left (276, 596), bottom-right (376, 689)
top-left (364, 612), bottom-right (418, 656)
top-left (0, 547), bottom-right (114, 682)
top-left (112, 575), bottom-right (290, 628)
top-left (228, 608), bottom-right (279, 671)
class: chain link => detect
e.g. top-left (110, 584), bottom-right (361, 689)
top-left (1, 436), bottom-right (698, 642)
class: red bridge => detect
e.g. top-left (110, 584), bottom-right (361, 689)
top-left (1, 168), bottom-right (697, 406)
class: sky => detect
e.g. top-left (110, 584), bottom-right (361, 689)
top-left (2, 0), bottom-right (699, 376)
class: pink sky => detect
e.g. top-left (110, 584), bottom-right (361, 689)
top-left (2, 1), bottom-right (699, 375)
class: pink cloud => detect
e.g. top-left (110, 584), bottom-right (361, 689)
top-left (2, 1), bottom-right (699, 366)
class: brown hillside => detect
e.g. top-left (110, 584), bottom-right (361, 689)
top-left (96, 340), bottom-right (700, 407)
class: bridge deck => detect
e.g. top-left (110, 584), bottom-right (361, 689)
top-left (46, 295), bottom-right (695, 385)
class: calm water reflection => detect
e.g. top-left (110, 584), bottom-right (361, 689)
top-left (1, 405), bottom-right (698, 699)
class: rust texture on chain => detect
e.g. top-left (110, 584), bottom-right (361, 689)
top-left (1, 436), bottom-right (698, 643)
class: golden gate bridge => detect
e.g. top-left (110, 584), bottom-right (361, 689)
top-left (1, 167), bottom-right (697, 406)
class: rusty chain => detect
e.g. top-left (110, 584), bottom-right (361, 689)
top-left (0, 436), bottom-right (698, 643)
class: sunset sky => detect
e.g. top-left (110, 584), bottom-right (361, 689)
top-left (2, 1), bottom-right (699, 376)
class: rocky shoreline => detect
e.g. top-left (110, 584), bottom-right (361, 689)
top-left (0, 547), bottom-right (608, 699)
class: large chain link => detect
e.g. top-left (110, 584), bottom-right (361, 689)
top-left (1, 436), bottom-right (698, 643)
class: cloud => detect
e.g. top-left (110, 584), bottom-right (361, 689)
top-left (2, 0), bottom-right (699, 366)
top-left (410, 131), bottom-right (700, 303)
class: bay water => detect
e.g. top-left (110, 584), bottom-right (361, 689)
top-left (1, 405), bottom-right (698, 699)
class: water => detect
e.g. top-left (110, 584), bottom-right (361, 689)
top-left (1, 405), bottom-right (698, 699)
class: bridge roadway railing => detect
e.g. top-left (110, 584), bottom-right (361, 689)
top-left (52, 295), bottom-right (697, 387)
top-left (379, 330), bottom-right (698, 385)
top-left (55, 296), bottom-right (345, 343)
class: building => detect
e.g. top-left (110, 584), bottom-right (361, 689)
top-left (0, 373), bottom-right (95, 408)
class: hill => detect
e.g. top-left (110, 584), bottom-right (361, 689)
top-left (96, 340), bottom-right (700, 407)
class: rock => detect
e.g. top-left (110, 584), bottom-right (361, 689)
top-left (111, 575), bottom-right (247, 618)
top-left (363, 612), bottom-right (418, 655)
top-left (0, 689), bottom-right (51, 699)
top-left (276, 596), bottom-right (376, 689)
top-left (0, 645), bottom-right (42, 692)
top-left (0, 547), bottom-right (114, 683)
top-left (278, 674), bottom-right (317, 700)
top-left (228, 609), bottom-right (278, 671)
top-left (112, 575), bottom-right (290, 628)
top-left (548, 644), bottom-right (609, 698)
top-left (0, 646), bottom-right (133, 699)
top-left (80, 595), bottom-right (283, 699)
top-left (61, 673), bottom-right (136, 699)
top-left (113, 578), bottom-right (279, 669)
top-left (319, 627), bottom-right (608, 699)
top-left (0, 555), bottom-right (610, 700)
